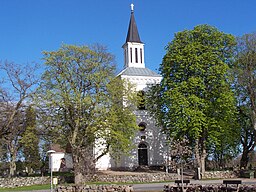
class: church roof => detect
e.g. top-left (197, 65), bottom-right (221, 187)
top-left (118, 67), bottom-right (161, 77)
top-left (125, 10), bottom-right (142, 43)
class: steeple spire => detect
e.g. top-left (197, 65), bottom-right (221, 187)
top-left (125, 4), bottom-right (142, 43)
top-left (123, 4), bottom-right (145, 68)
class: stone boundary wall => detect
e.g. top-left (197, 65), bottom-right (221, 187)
top-left (0, 176), bottom-right (49, 188)
top-left (56, 185), bottom-right (134, 192)
top-left (163, 184), bottom-right (256, 192)
top-left (0, 170), bottom-right (238, 189)
top-left (83, 172), bottom-right (178, 183)
top-left (203, 170), bottom-right (237, 179)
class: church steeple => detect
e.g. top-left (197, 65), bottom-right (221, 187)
top-left (123, 4), bottom-right (145, 68)
top-left (125, 4), bottom-right (142, 43)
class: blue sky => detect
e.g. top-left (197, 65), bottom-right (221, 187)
top-left (0, 0), bottom-right (256, 74)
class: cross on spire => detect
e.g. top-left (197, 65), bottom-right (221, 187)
top-left (131, 3), bottom-right (134, 12)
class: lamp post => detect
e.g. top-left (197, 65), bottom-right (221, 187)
top-left (47, 150), bottom-right (56, 192)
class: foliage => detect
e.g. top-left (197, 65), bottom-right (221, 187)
top-left (20, 106), bottom-right (41, 174)
top-left (147, 25), bottom-right (238, 174)
top-left (36, 44), bottom-right (138, 184)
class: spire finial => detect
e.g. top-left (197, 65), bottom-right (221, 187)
top-left (131, 3), bottom-right (134, 12)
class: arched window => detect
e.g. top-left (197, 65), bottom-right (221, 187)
top-left (138, 143), bottom-right (148, 166)
top-left (138, 122), bottom-right (146, 131)
top-left (137, 90), bottom-right (145, 110)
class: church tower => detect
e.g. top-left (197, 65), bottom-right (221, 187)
top-left (96, 4), bottom-right (166, 170)
top-left (122, 4), bottom-right (145, 68)
top-left (118, 4), bottom-right (162, 91)
top-left (115, 4), bottom-right (165, 170)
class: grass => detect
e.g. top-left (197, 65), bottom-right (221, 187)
top-left (83, 180), bottom-right (174, 185)
top-left (0, 180), bottom-right (172, 191)
top-left (0, 184), bottom-right (50, 191)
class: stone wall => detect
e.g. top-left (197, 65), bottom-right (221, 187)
top-left (163, 184), bottom-right (256, 192)
top-left (0, 170), bottom-right (239, 189)
top-left (0, 176), bottom-right (49, 188)
top-left (203, 170), bottom-right (237, 179)
top-left (56, 185), bottom-right (134, 192)
top-left (82, 172), bottom-right (178, 183)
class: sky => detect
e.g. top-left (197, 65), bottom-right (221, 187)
top-left (0, 0), bottom-right (256, 74)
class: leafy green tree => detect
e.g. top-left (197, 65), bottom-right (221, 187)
top-left (36, 44), bottom-right (138, 184)
top-left (208, 129), bottom-right (240, 169)
top-left (147, 25), bottom-right (238, 176)
top-left (20, 105), bottom-right (41, 174)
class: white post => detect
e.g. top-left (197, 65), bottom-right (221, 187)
top-left (50, 162), bottom-right (53, 192)
top-left (47, 150), bottom-right (56, 192)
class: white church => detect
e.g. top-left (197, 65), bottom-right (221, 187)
top-left (98, 4), bottom-right (167, 170)
top-left (50, 4), bottom-right (167, 172)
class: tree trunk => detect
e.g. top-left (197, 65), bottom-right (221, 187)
top-left (9, 159), bottom-right (16, 177)
top-left (9, 143), bottom-right (17, 177)
top-left (194, 139), bottom-right (201, 179)
top-left (72, 145), bottom-right (95, 184)
top-left (194, 138), bottom-right (207, 178)
top-left (200, 148), bottom-right (207, 177)
top-left (194, 139), bottom-right (200, 168)
top-left (253, 110), bottom-right (256, 131)
top-left (240, 149), bottom-right (249, 169)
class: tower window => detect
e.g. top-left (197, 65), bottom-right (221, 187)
top-left (135, 48), bottom-right (138, 63)
top-left (124, 49), bottom-right (127, 65)
top-left (130, 48), bottom-right (132, 63)
top-left (140, 48), bottom-right (143, 64)
top-left (137, 90), bottom-right (146, 110)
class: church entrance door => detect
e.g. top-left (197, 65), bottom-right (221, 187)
top-left (138, 143), bottom-right (148, 166)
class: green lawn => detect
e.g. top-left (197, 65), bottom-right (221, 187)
top-left (0, 184), bottom-right (50, 191)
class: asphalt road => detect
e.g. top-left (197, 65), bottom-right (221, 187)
top-left (12, 178), bottom-right (256, 192)
top-left (133, 178), bottom-right (256, 191)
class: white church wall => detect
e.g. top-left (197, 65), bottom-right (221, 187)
top-left (108, 75), bottom-right (167, 170)
top-left (136, 111), bottom-right (167, 166)
top-left (50, 152), bottom-right (73, 172)
top-left (109, 112), bottom-right (167, 170)
top-left (121, 76), bottom-right (161, 91)
top-left (95, 137), bottom-right (111, 170)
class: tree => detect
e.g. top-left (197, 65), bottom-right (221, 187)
top-left (234, 33), bottom-right (256, 168)
top-left (0, 61), bottom-right (39, 139)
top-left (147, 25), bottom-right (238, 176)
top-left (237, 104), bottom-right (255, 169)
top-left (36, 44), bottom-right (138, 184)
top-left (2, 108), bottom-right (24, 177)
top-left (20, 105), bottom-right (41, 174)
top-left (0, 61), bottom-right (39, 176)
top-left (169, 138), bottom-right (192, 191)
